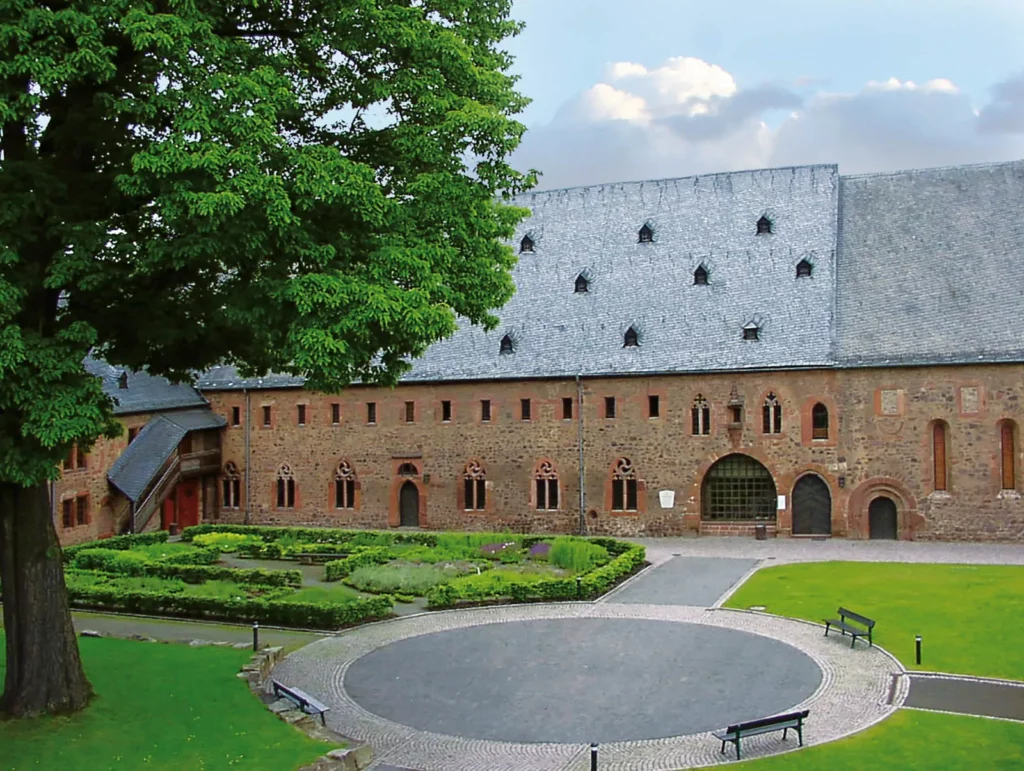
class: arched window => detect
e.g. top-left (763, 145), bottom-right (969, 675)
top-left (811, 403), bottom-right (829, 440)
top-left (638, 223), bottom-right (654, 243)
top-left (691, 395), bottom-right (711, 435)
top-left (796, 259), bottom-right (813, 278)
top-left (222, 462), bottom-right (241, 510)
top-left (520, 235), bottom-right (534, 253)
top-left (335, 460), bottom-right (357, 509)
top-left (762, 393), bottom-right (782, 434)
top-left (611, 458), bottom-right (638, 511)
top-left (756, 216), bottom-right (773, 235)
top-left (702, 454), bottom-right (777, 521)
top-left (932, 421), bottom-right (948, 492)
top-left (398, 462), bottom-right (419, 477)
top-left (623, 326), bottom-right (639, 348)
top-left (276, 463), bottom-right (296, 508)
top-left (574, 274), bottom-right (589, 293)
top-left (693, 265), bottom-right (709, 285)
top-left (464, 460), bottom-right (486, 511)
top-left (1001, 421), bottom-right (1017, 491)
top-left (499, 334), bottom-right (514, 355)
top-left (534, 460), bottom-right (559, 511)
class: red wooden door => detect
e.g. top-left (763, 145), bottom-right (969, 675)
top-left (177, 479), bottom-right (201, 529)
top-left (161, 496), bottom-right (176, 530)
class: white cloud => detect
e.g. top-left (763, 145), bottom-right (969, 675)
top-left (513, 57), bottom-right (1024, 191)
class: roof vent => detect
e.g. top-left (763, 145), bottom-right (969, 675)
top-left (756, 216), bottom-right (773, 235)
top-left (520, 234), bottom-right (534, 254)
top-left (796, 259), bottom-right (813, 278)
top-left (694, 265), bottom-right (709, 286)
top-left (574, 274), bottom-right (589, 293)
top-left (499, 334), bottom-right (514, 355)
top-left (623, 326), bottom-right (640, 348)
top-left (638, 223), bottom-right (654, 243)
top-left (118, 371), bottom-right (129, 389)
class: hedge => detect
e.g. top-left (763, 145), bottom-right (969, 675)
top-left (324, 546), bottom-right (392, 581)
top-left (181, 523), bottom-right (440, 548)
top-left (426, 544), bottom-right (646, 608)
top-left (69, 549), bottom-right (301, 587)
top-left (67, 584), bottom-right (393, 628)
top-left (62, 531), bottom-right (169, 563)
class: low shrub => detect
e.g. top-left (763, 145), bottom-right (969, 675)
top-left (69, 548), bottom-right (300, 586)
top-left (192, 532), bottom-right (263, 553)
top-left (346, 565), bottom-right (453, 596)
top-left (324, 546), bottom-right (391, 581)
top-left (180, 524), bottom-right (439, 548)
top-left (62, 531), bottom-right (169, 563)
top-left (548, 538), bottom-right (610, 573)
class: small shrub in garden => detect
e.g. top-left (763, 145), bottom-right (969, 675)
top-left (346, 565), bottom-right (453, 595)
top-left (324, 546), bottom-right (391, 581)
top-left (498, 548), bottom-right (524, 564)
top-left (548, 538), bottom-right (609, 572)
top-left (192, 532), bottom-right (263, 553)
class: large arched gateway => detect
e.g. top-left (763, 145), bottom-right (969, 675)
top-left (701, 454), bottom-right (777, 522)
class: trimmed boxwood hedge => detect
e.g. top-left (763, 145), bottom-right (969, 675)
top-left (324, 546), bottom-right (392, 581)
top-left (62, 531), bottom-right (170, 563)
top-left (70, 549), bottom-right (302, 587)
top-left (66, 584), bottom-right (393, 628)
top-left (181, 523), bottom-right (440, 547)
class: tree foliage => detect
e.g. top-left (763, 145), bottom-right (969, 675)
top-left (0, 0), bottom-right (535, 483)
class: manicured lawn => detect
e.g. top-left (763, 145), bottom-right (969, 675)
top-left (725, 562), bottom-right (1024, 679)
top-left (739, 709), bottom-right (1024, 769)
top-left (0, 632), bottom-right (334, 771)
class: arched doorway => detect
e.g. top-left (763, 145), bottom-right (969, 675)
top-left (868, 497), bottom-right (898, 540)
top-left (791, 474), bottom-right (832, 535)
top-left (399, 481), bottom-right (420, 527)
top-left (701, 454), bottom-right (777, 522)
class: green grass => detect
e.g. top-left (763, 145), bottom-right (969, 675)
top-left (0, 632), bottom-right (333, 771)
top-left (284, 584), bottom-right (362, 604)
top-left (739, 709), bottom-right (1024, 769)
top-left (345, 564), bottom-right (455, 595)
top-left (725, 562), bottom-right (1024, 679)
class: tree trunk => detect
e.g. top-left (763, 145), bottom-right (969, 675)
top-left (0, 482), bottom-right (93, 717)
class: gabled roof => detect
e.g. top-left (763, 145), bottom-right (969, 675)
top-left (836, 160), bottom-right (1024, 366)
top-left (107, 409), bottom-right (226, 501)
top-left (85, 357), bottom-right (208, 414)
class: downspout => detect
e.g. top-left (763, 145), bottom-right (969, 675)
top-left (244, 387), bottom-right (252, 525)
top-left (577, 374), bottom-right (586, 535)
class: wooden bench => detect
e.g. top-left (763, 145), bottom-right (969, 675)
top-left (824, 607), bottom-right (875, 648)
top-left (271, 679), bottom-right (330, 725)
top-left (294, 553), bottom-right (346, 565)
top-left (713, 709), bottom-right (809, 760)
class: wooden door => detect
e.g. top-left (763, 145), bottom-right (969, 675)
top-left (791, 474), bottom-right (832, 535)
top-left (399, 481), bottom-right (420, 527)
top-left (868, 497), bottom-right (898, 540)
top-left (177, 479), bottom-right (201, 529)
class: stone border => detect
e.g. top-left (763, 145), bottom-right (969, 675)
top-left (272, 603), bottom-right (905, 770)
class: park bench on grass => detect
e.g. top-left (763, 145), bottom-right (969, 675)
top-left (271, 679), bottom-right (330, 725)
top-left (713, 709), bottom-right (809, 760)
top-left (294, 552), bottom-right (347, 565)
top-left (823, 607), bottom-right (875, 648)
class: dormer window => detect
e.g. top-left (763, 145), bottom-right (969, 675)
top-left (743, 324), bottom-right (760, 341)
top-left (499, 334), bottom-right (514, 354)
top-left (756, 216), bottom-right (773, 235)
top-left (574, 274), bottom-right (589, 293)
top-left (638, 224), bottom-right (654, 243)
top-left (117, 371), bottom-right (129, 390)
top-left (796, 259), bottom-right (813, 278)
top-left (520, 235), bottom-right (534, 254)
top-left (693, 265), bottom-right (709, 286)
top-left (623, 326), bottom-right (639, 348)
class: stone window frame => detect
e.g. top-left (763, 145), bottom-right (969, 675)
top-left (957, 384), bottom-right (985, 417)
top-left (606, 457), bottom-right (645, 515)
top-left (691, 394), bottom-right (712, 436)
top-left (440, 399), bottom-right (453, 423)
top-left (333, 459), bottom-right (359, 510)
top-left (222, 461), bottom-right (242, 510)
top-left (75, 493), bottom-right (90, 526)
top-left (261, 404), bottom-right (274, 429)
top-left (296, 403), bottom-right (308, 427)
top-left (999, 419), bottom-right (1018, 492)
top-left (274, 463), bottom-right (298, 509)
top-left (873, 387), bottom-right (905, 417)
top-left (460, 459), bottom-right (489, 512)
top-left (330, 402), bottom-right (341, 425)
top-left (404, 400), bottom-right (416, 424)
top-left (800, 396), bottom-right (838, 447)
top-left (366, 401), bottom-right (377, 425)
top-left (230, 406), bottom-right (242, 427)
top-left (762, 392), bottom-right (783, 435)
top-left (532, 459), bottom-right (560, 512)
top-left (930, 419), bottom-right (950, 493)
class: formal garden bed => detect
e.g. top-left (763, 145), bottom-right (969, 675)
top-left (60, 526), bottom-right (645, 630)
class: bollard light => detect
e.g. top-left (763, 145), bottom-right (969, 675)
top-left (915, 635), bottom-right (922, 666)
top-left (576, 576), bottom-right (583, 599)
top-left (253, 621), bottom-right (260, 652)
top-left (590, 742), bottom-right (598, 771)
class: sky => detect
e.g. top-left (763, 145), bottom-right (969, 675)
top-left (504, 0), bottom-right (1024, 190)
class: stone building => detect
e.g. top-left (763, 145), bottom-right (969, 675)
top-left (55, 160), bottom-right (1024, 543)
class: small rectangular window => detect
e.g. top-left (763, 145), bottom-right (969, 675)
top-left (626, 479), bottom-right (638, 511)
top-left (521, 398), bottom-right (531, 421)
top-left (441, 400), bottom-right (452, 422)
top-left (648, 395), bottom-right (660, 418)
top-left (730, 406), bottom-right (743, 424)
top-left (367, 402), bottom-right (377, 424)
top-left (63, 448), bottom-right (74, 471)
top-left (262, 406), bottom-right (272, 427)
top-left (128, 427), bottom-right (140, 444)
top-left (562, 397), bottom-right (573, 420)
top-left (404, 401), bottom-right (415, 423)
top-left (62, 499), bottom-right (73, 528)
top-left (231, 406), bottom-right (241, 427)
top-left (605, 396), bottom-right (616, 419)
top-left (76, 494), bottom-right (89, 526)
top-left (612, 479), bottom-right (624, 510)
top-left (481, 400), bottom-right (491, 422)
top-left (297, 404), bottom-right (307, 426)
top-left (331, 403), bottom-right (341, 424)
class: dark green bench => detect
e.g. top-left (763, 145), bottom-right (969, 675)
top-left (271, 679), bottom-right (330, 725)
top-left (713, 709), bottom-right (809, 760)
top-left (824, 607), bottom-right (875, 648)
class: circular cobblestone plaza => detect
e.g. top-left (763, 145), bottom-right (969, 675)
top-left (343, 618), bottom-right (822, 743)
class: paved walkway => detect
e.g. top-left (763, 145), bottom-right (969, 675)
top-left (905, 673), bottom-right (1024, 721)
top-left (271, 555), bottom-right (906, 770)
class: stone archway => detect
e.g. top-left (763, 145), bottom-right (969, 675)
top-left (868, 497), bottom-right (898, 540)
top-left (792, 474), bottom-right (832, 536)
top-left (701, 454), bottom-right (777, 522)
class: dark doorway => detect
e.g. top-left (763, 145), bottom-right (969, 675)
top-left (399, 481), bottom-right (420, 527)
top-left (791, 474), bottom-right (831, 535)
top-left (868, 496), bottom-right (898, 540)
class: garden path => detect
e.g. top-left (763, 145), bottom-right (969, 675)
top-left (905, 673), bottom-right (1024, 721)
top-left (600, 556), bottom-right (758, 607)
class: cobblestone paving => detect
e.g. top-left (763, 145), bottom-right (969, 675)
top-left (273, 603), bottom-right (905, 770)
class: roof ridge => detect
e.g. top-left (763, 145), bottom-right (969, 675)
top-left (840, 158), bottom-right (1024, 181)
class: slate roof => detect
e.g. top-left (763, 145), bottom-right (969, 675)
top-left (107, 409), bottom-right (226, 501)
top-left (836, 160), bottom-right (1024, 366)
top-left (85, 357), bottom-right (208, 414)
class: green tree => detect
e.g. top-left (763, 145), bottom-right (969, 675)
top-left (0, 0), bottom-right (533, 717)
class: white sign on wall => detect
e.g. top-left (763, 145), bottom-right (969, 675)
top-left (659, 490), bottom-right (676, 509)
top-left (777, 495), bottom-right (787, 511)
